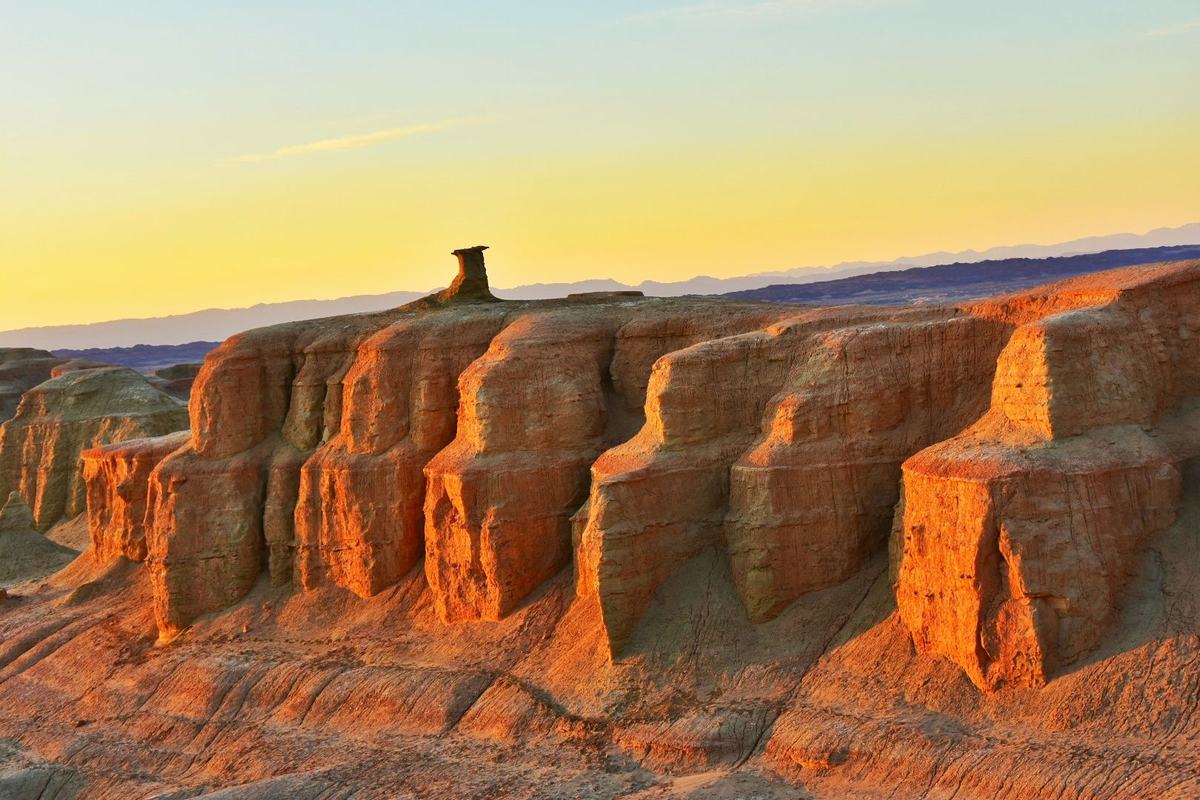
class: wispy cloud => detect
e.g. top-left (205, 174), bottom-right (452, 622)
top-left (1146, 17), bottom-right (1200, 37)
top-left (231, 115), bottom-right (498, 163)
top-left (622, 0), bottom-right (898, 24)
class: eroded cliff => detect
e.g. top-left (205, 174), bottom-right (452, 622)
top-left (1, 256), bottom-right (1198, 798)
top-left (0, 366), bottom-right (189, 532)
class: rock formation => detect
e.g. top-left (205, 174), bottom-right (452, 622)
top-left (150, 362), bottom-right (203, 400)
top-left (0, 348), bottom-right (66, 422)
top-left (86, 254), bottom-right (1200, 679)
top-left (437, 245), bottom-right (501, 304)
top-left (82, 431), bottom-right (190, 563)
top-left (0, 256), bottom-right (1190, 797)
top-left (895, 262), bottom-right (1200, 689)
top-left (0, 366), bottom-right (189, 531)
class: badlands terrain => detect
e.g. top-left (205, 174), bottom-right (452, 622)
top-left (0, 250), bottom-right (1199, 798)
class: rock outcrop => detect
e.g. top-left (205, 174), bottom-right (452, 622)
top-left (91, 254), bottom-right (1200, 681)
top-left (894, 262), bottom-right (1200, 689)
top-left (437, 246), bottom-right (501, 304)
top-left (725, 313), bottom-right (1012, 623)
top-left (82, 431), bottom-right (190, 563)
top-left (295, 308), bottom-right (509, 597)
top-left (0, 366), bottom-right (189, 531)
top-left (0, 348), bottom-right (66, 422)
top-left (4, 257), bottom-right (1200, 798)
top-left (145, 311), bottom-right (394, 635)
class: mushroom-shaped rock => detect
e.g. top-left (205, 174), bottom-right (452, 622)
top-left (436, 246), bottom-right (501, 304)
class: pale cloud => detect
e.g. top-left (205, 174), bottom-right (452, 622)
top-left (1146, 17), bottom-right (1200, 37)
top-left (232, 115), bottom-right (498, 163)
top-left (622, 0), bottom-right (899, 24)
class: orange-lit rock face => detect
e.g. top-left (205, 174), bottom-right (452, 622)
top-left (423, 310), bottom-right (626, 622)
top-left (145, 315), bottom-right (395, 635)
top-left (423, 303), bottom-right (792, 623)
top-left (895, 265), bottom-right (1200, 689)
top-left (576, 325), bottom-right (800, 655)
top-left (144, 292), bottom-right (791, 636)
top-left (0, 366), bottom-right (188, 531)
top-left (86, 256), bottom-right (1200, 697)
top-left (295, 309), bottom-right (509, 596)
top-left (726, 315), bottom-right (1013, 623)
top-left (82, 431), bottom-right (189, 562)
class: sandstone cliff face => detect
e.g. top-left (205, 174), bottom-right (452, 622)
top-left (295, 308), bottom-right (509, 596)
top-left (82, 431), bottom-right (190, 563)
top-left (895, 262), bottom-right (1200, 689)
top-left (0, 366), bottom-right (188, 531)
top-left (145, 313), bottom-right (395, 635)
top-left (7, 259), bottom-right (1200, 798)
top-left (726, 314), bottom-right (1013, 623)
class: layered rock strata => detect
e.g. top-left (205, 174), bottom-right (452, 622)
top-left (0, 366), bottom-right (188, 531)
top-left (73, 254), bottom-right (1200, 698)
top-left (895, 262), bottom-right (1200, 688)
top-left (725, 314), bottom-right (1013, 623)
top-left (0, 348), bottom-right (66, 422)
top-left (145, 312), bottom-right (396, 635)
top-left (82, 431), bottom-right (190, 563)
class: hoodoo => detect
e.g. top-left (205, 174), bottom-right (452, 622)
top-left (437, 245), bottom-right (501, 304)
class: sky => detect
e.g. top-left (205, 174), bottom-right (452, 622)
top-left (2, 1), bottom-right (1198, 329)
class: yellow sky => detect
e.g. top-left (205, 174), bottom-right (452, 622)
top-left (3, 2), bottom-right (1198, 330)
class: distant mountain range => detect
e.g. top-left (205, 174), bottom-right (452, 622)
top-left (2, 223), bottom-right (1197, 350)
top-left (727, 244), bottom-right (1200, 305)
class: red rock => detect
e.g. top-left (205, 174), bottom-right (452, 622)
top-left (0, 366), bottom-right (188, 530)
top-left (82, 431), bottom-right (189, 563)
top-left (895, 260), bottom-right (1200, 688)
top-left (295, 308), bottom-right (508, 595)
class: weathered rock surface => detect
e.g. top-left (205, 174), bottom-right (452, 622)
top-left (0, 348), bottom-right (66, 422)
top-left (0, 366), bottom-right (189, 531)
top-left (726, 313), bottom-right (1012, 622)
top-left (295, 308), bottom-right (508, 596)
top-left (150, 362), bottom-right (203, 400)
top-left (895, 262), bottom-right (1200, 689)
top-left (425, 302), bottom-right (786, 623)
top-left (82, 431), bottom-right (190, 563)
top-left (146, 312), bottom-right (394, 636)
top-left (2, 257), bottom-right (1194, 798)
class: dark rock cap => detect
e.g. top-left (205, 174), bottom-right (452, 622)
top-left (437, 245), bottom-right (501, 304)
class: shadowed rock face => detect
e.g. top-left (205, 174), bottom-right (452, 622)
top-left (0, 491), bottom-right (77, 586)
top-left (0, 348), bottom-right (67, 422)
top-left (0, 366), bottom-right (189, 531)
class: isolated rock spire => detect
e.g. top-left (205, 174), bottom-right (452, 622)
top-left (437, 245), bottom-right (500, 303)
